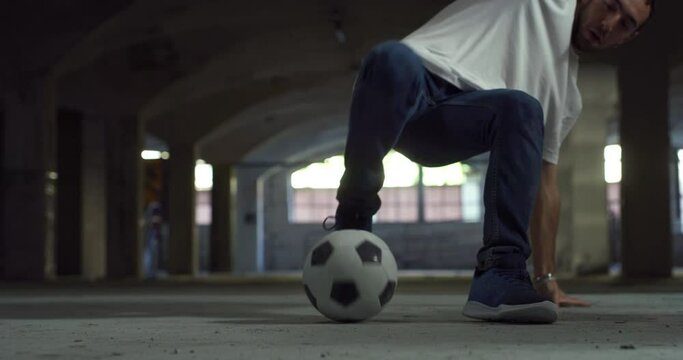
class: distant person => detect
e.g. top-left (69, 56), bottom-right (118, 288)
top-left (143, 201), bottom-right (164, 278)
top-left (325, 0), bottom-right (654, 323)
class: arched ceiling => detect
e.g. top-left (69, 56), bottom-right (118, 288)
top-left (0, 0), bottom-right (132, 92)
top-left (139, 26), bottom-right (358, 121)
top-left (54, 0), bottom-right (330, 77)
top-left (198, 78), bottom-right (352, 164)
top-left (51, 0), bottom-right (451, 159)
top-left (11, 0), bottom-right (683, 166)
top-left (243, 119), bottom-right (347, 166)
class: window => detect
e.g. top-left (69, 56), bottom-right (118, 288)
top-left (290, 188), bottom-right (338, 224)
top-left (194, 160), bottom-right (213, 225)
top-left (424, 186), bottom-right (462, 222)
top-left (423, 163), bottom-right (466, 222)
top-left (289, 151), bottom-right (482, 224)
top-left (376, 151), bottom-right (419, 222)
top-left (376, 187), bottom-right (419, 222)
top-left (290, 156), bottom-right (345, 223)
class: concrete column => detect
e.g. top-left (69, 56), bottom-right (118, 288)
top-left (1, 76), bottom-right (56, 280)
top-left (556, 66), bottom-right (616, 275)
top-left (106, 116), bottom-right (143, 279)
top-left (234, 166), bottom-right (261, 273)
top-left (56, 108), bottom-right (83, 276)
top-left (618, 54), bottom-right (672, 278)
top-left (53, 109), bottom-right (107, 280)
top-left (210, 165), bottom-right (233, 272)
top-left (81, 113), bottom-right (107, 279)
top-left (167, 143), bottom-right (198, 275)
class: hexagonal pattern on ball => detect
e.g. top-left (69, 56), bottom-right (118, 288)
top-left (379, 280), bottom-right (397, 307)
top-left (310, 241), bottom-right (333, 266)
top-left (355, 240), bottom-right (382, 264)
top-left (302, 230), bottom-right (399, 322)
top-left (303, 285), bottom-right (318, 309)
top-left (330, 281), bottom-right (360, 307)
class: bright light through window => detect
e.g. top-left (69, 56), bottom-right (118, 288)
top-left (382, 152), bottom-right (419, 187)
top-left (423, 163), bottom-right (468, 186)
top-left (291, 155), bottom-right (345, 189)
top-left (604, 144), bottom-right (622, 184)
top-left (195, 159), bottom-right (213, 191)
top-left (289, 153), bottom-right (483, 224)
top-left (291, 151), bottom-right (421, 189)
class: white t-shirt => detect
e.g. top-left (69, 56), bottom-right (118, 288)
top-left (402, 0), bottom-right (582, 164)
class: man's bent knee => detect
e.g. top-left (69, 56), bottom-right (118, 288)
top-left (360, 41), bottom-right (424, 85)
top-left (496, 90), bottom-right (544, 133)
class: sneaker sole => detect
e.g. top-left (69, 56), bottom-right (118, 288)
top-left (462, 300), bottom-right (558, 324)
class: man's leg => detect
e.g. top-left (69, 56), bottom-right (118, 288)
top-left (333, 41), bottom-right (433, 230)
top-left (396, 88), bottom-right (557, 323)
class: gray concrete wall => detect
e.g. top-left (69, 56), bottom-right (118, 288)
top-left (555, 65), bottom-right (616, 275)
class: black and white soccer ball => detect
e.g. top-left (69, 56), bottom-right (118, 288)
top-left (302, 230), bottom-right (398, 322)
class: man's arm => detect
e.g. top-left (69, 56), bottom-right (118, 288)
top-left (530, 160), bottom-right (590, 307)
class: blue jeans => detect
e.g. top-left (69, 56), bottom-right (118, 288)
top-left (337, 41), bottom-right (545, 269)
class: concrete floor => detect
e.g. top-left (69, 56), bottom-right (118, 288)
top-left (1, 277), bottom-right (682, 360)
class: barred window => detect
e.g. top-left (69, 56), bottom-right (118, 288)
top-left (424, 186), bottom-right (461, 222)
top-left (290, 188), bottom-right (338, 224)
top-left (289, 152), bottom-right (481, 224)
top-left (376, 187), bottom-right (419, 222)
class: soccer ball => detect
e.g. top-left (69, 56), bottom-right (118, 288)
top-left (302, 230), bottom-right (398, 322)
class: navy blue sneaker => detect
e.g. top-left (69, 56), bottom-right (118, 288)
top-left (322, 208), bottom-right (372, 232)
top-left (463, 267), bottom-right (557, 323)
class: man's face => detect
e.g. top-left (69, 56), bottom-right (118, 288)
top-left (572, 0), bottom-right (652, 52)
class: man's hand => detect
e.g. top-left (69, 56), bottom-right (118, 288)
top-left (535, 280), bottom-right (591, 307)
top-left (530, 162), bottom-right (590, 308)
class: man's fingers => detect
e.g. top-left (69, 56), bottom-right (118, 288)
top-left (541, 282), bottom-right (592, 307)
top-left (559, 296), bottom-right (591, 307)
